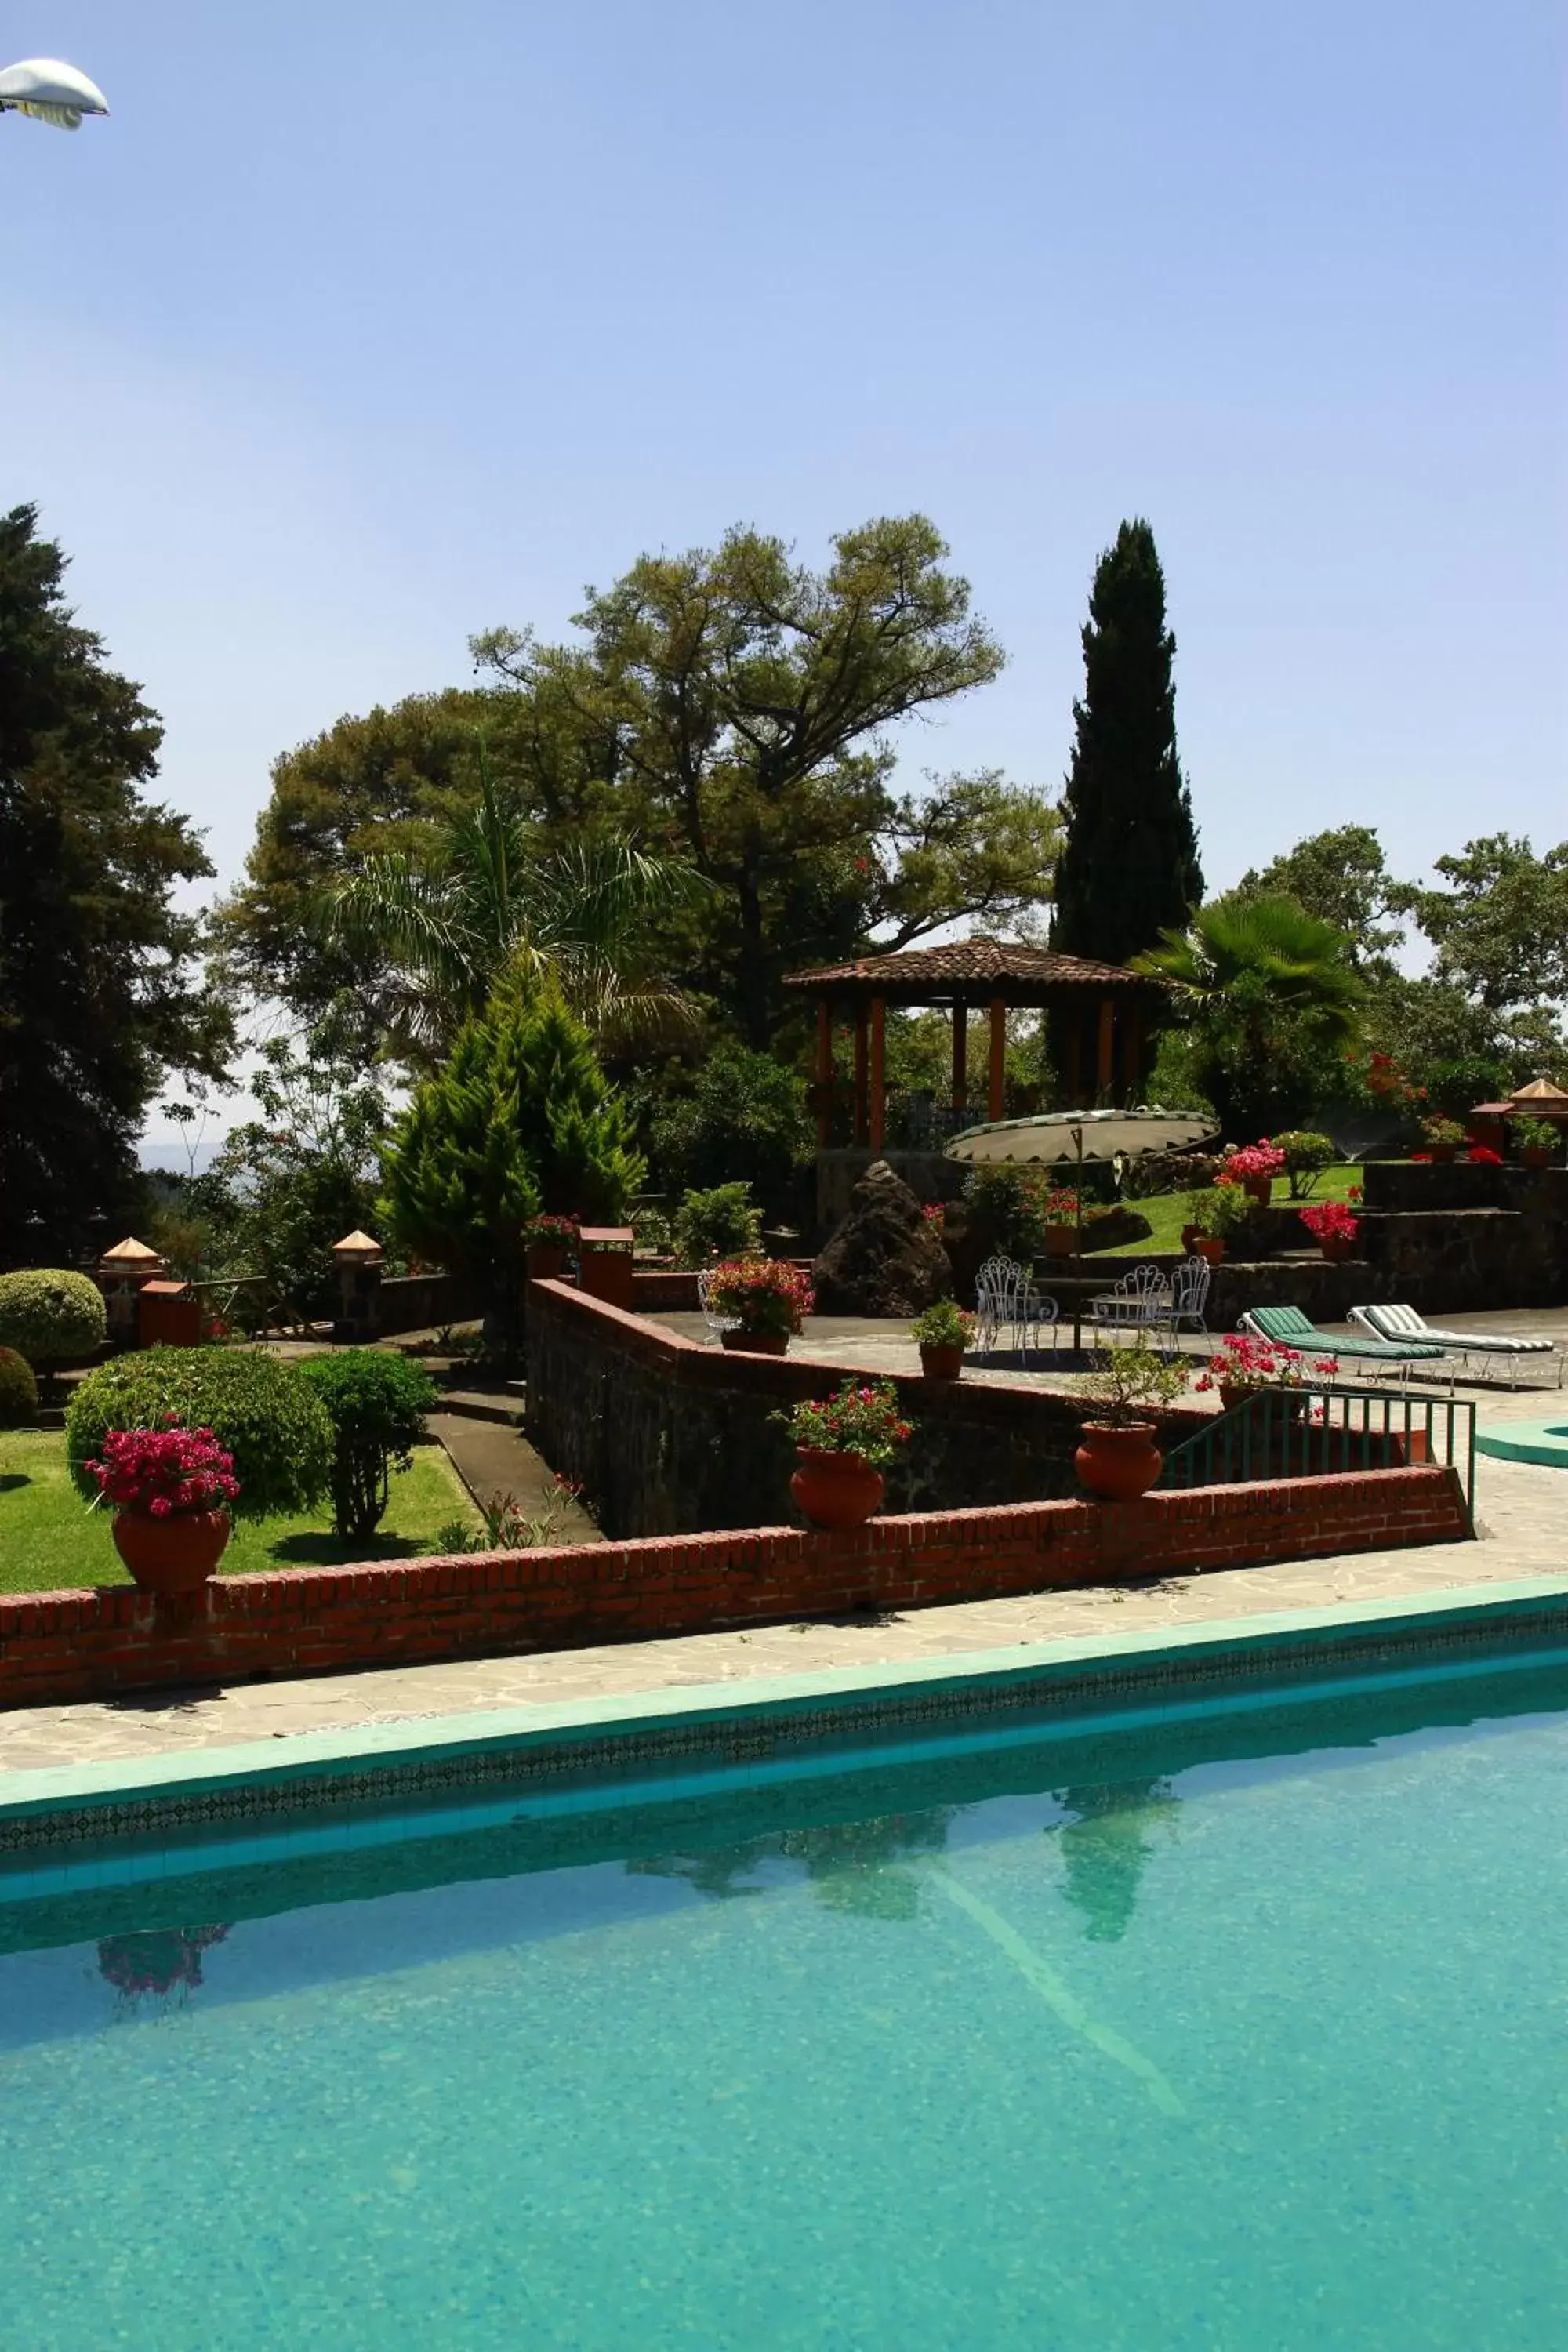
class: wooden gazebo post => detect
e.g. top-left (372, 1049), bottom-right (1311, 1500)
top-left (869, 996), bottom-right (887, 1154)
top-left (988, 998), bottom-right (1007, 1123)
top-left (1095, 997), bottom-right (1115, 1098)
top-left (815, 1001), bottom-right (833, 1147)
top-left (952, 999), bottom-right (967, 1120)
top-left (853, 1003), bottom-right (869, 1145)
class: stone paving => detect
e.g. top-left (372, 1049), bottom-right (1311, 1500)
top-left (0, 1307), bottom-right (1561, 1778)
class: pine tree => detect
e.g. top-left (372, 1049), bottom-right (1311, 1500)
top-left (1050, 521), bottom-right (1203, 968)
top-left (381, 973), bottom-right (644, 1338)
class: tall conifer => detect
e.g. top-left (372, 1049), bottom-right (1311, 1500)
top-left (1050, 521), bottom-right (1203, 967)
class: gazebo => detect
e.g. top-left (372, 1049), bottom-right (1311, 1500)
top-left (783, 937), bottom-right (1167, 1151)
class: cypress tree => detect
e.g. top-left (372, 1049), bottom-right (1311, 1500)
top-left (1050, 521), bottom-right (1203, 968)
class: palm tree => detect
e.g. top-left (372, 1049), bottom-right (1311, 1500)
top-left (1134, 892), bottom-right (1365, 1132)
top-left (321, 741), bottom-right (710, 1062)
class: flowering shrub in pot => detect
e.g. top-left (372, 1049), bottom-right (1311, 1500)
top-left (1299, 1199), bottom-right (1359, 1262)
top-left (777, 1380), bottom-right (912, 1527)
top-left (1184, 1179), bottom-right (1249, 1264)
top-left (1194, 1334), bottom-right (1339, 1414)
top-left (1074, 1348), bottom-right (1189, 1501)
top-left (909, 1299), bottom-right (976, 1378)
top-left (524, 1212), bottom-right (579, 1277)
top-left (1225, 1140), bottom-right (1287, 1206)
top-left (1420, 1115), bottom-right (1465, 1163)
top-left (84, 1417), bottom-right (241, 1592)
top-left (709, 1257), bottom-right (815, 1354)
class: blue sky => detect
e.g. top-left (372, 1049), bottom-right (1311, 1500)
top-left (3, 2), bottom-right (1563, 1144)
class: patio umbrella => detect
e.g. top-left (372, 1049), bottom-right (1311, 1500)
top-left (0, 58), bottom-right (109, 129)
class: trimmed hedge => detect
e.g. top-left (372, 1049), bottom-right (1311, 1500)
top-left (0, 1269), bottom-right (107, 1369)
top-left (66, 1347), bottom-right (332, 1523)
top-left (0, 1347), bottom-right (38, 1428)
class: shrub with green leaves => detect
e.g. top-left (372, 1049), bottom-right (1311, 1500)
top-left (672, 1183), bottom-right (763, 1266)
top-left (0, 1269), bottom-right (107, 1370)
top-left (1273, 1131), bottom-right (1338, 1199)
top-left (646, 1047), bottom-right (813, 1209)
top-left (0, 1346), bottom-right (38, 1427)
top-left (67, 1347), bottom-right (332, 1523)
top-left (299, 1349), bottom-right (438, 1540)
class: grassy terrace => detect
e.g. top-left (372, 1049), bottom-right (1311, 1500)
top-left (1098, 1164), bottom-right (1366, 1255)
top-left (0, 1432), bottom-right (472, 1595)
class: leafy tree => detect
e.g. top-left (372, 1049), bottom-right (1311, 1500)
top-left (644, 1047), bottom-right (812, 1210)
top-left (322, 739), bottom-right (706, 1063)
top-left (175, 1013), bottom-right (390, 1318)
top-left (0, 505), bottom-right (232, 1267)
top-left (1389, 833), bottom-right (1568, 1014)
top-left (382, 974), bottom-right (642, 1338)
top-left (1050, 521), bottom-right (1203, 971)
top-left (1238, 825), bottom-right (1403, 967)
top-left (1134, 894), bottom-right (1364, 1135)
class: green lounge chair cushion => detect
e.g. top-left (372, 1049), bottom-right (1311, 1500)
top-left (1243, 1305), bottom-right (1443, 1360)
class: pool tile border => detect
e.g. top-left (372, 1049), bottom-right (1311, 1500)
top-left (2, 1575), bottom-right (1566, 1857)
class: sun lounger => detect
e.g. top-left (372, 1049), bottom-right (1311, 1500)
top-left (1240, 1304), bottom-right (1445, 1377)
top-left (1349, 1303), bottom-right (1563, 1388)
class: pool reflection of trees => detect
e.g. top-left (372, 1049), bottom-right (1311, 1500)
top-left (1050, 1779), bottom-right (1180, 1943)
top-left (630, 1811), bottom-right (954, 1922)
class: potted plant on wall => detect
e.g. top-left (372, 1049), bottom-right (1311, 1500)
top-left (84, 1417), bottom-right (240, 1594)
top-left (1420, 1114), bottom-right (1465, 1164)
top-left (524, 1213), bottom-right (579, 1281)
top-left (1074, 1348), bottom-right (1190, 1502)
top-left (1185, 1179), bottom-right (1249, 1265)
top-left (779, 1379), bottom-right (913, 1529)
top-left (909, 1299), bottom-right (977, 1379)
top-left (1226, 1139), bottom-right (1286, 1207)
top-left (1515, 1116), bottom-right (1559, 1171)
top-left (1298, 1199), bottom-right (1359, 1263)
top-left (1038, 1185), bottom-right (1081, 1258)
top-left (708, 1257), bottom-right (815, 1356)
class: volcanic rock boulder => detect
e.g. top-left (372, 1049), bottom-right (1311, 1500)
top-left (813, 1160), bottom-right (953, 1316)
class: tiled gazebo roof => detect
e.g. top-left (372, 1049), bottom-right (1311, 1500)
top-left (783, 935), bottom-right (1160, 1003)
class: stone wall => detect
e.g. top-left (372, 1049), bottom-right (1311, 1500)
top-left (0, 1466), bottom-right (1468, 1711)
top-left (525, 1279), bottom-right (1212, 1537)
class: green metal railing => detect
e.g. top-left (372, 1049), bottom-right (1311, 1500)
top-left (1159, 1384), bottom-right (1476, 1531)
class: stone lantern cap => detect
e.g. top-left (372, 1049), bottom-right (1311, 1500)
top-left (100, 1236), bottom-right (163, 1271)
top-left (1505, 1077), bottom-right (1568, 1121)
top-left (578, 1225), bottom-right (635, 1250)
top-left (332, 1229), bottom-right (386, 1265)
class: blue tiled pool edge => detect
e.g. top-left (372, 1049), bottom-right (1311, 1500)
top-left (3, 1573), bottom-right (1566, 1856)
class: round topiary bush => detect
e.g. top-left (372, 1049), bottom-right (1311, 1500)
top-left (66, 1346), bottom-right (333, 1523)
top-left (299, 1349), bottom-right (438, 1540)
top-left (0, 1269), bottom-right (107, 1370)
top-left (0, 1346), bottom-right (38, 1428)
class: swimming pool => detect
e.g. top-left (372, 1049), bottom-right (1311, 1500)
top-left (3, 1594), bottom-right (1566, 2350)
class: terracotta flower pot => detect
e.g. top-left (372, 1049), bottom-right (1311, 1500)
top-left (1193, 1236), bottom-right (1226, 1267)
top-left (112, 1509), bottom-right (230, 1595)
top-left (1074, 1422), bottom-right (1162, 1502)
top-left (791, 1447), bottom-right (885, 1530)
top-left (1428, 1143), bottom-right (1457, 1164)
top-left (1042, 1226), bottom-right (1076, 1258)
top-left (1319, 1235), bottom-right (1354, 1263)
top-left (1243, 1177), bottom-right (1272, 1207)
top-left (525, 1243), bottom-right (568, 1281)
top-left (721, 1327), bottom-right (789, 1356)
top-left (1522, 1146), bottom-right (1552, 1171)
top-left (1180, 1224), bottom-right (1201, 1254)
top-left (919, 1343), bottom-right (964, 1380)
top-left (1219, 1385), bottom-right (1306, 1419)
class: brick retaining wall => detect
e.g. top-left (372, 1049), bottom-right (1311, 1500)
top-left (0, 1467), bottom-right (1467, 1710)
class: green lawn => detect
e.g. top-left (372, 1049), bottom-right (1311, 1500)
top-left (0, 1432), bottom-right (473, 1595)
top-left (1098, 1164), bottom-right (1367, 1256)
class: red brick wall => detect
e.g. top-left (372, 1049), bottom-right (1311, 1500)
top-left (0, 1468), bottom-right (1468, 1710)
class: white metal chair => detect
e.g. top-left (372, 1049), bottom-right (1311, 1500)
top-left (695, 1269), bottom-right (731, 1345)
top-left (975, 1255), bottom-right (1058, 1361)
top-left (1165, 1254), bottom-right (1213, 1346)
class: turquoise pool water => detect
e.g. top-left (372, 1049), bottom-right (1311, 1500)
top-left (3, 1663), bottom-right (1566, 2350)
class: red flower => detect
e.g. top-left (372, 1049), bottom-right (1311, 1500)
top-left (85, 1425), bottom-right (240, 1519)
